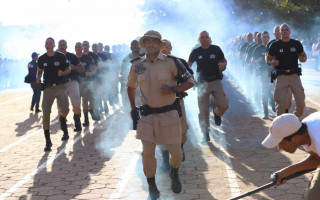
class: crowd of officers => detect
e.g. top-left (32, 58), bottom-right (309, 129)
top-left (227, 24), bottom-right (307, 119)
top-left (27, 23), bottom-right (312, 199)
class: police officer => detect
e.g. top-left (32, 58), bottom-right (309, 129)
top-left (188, 31), bottom-right (228, 142)
top-left (252, 31), bottom-right (273, 119)
top-left (83, 41), bottom-right (101, 120)
top-left (127, 30), bottom-right (194, 199)
top-left (28, 52), bottom-right (41, 113)
top-left (75, 42), bottom-right (97, 126)
top-left (266, 24), bottom-right (307, 117)
top-left (58, 39), bottom-right (85, 131)
top-left (92, 43), bottom-right (109, 114)
top-left (159, 39), bottom-right (194, 170)
top-left (36, 37), bottom-right (70, 151)
top-left (267, 25), bottom-right (292, 113)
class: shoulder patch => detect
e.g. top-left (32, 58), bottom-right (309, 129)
top-left (130, 57), bottom-right (142, 63)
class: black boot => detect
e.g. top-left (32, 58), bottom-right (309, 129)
top-left (213, 112), bottom-right (221, 126)
top-left (44, 130), bottom-right (52, 152)
top-left (202, 132), bottom-right (210, 142)
top-left (83, 112), bottom-right (89, 126)
top-left (170, 167), bottom-right (182, 194)
top-left (60, 116), bottom-right (69, 141)
top-left (147, 177), bottom-right (160, 200)
top-left (89, 109), bottom-right (100, 121)
top-left (160, 150), bottom-right (170, 172)
top-left (73, 114), bottom-right (82, 132)
top-left (181, 144), bottom-right (185, 162)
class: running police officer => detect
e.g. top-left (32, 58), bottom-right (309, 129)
top-left (188, 31), bottom-right (228, 142)
top-left (252, 31), bottom-right (272, 119)
top-left (75, 42), bottom-right (97, 126)
top-left (28, 52), bottom-right (41, 113)
top-left (120, 40), bottom-right (145, 107)
top-left (267, 25), bottom-right (292, 113)
top-left (83, 41), bottom-right (101, 120)
top-left (266, 24), bottom-right (307, 117)
top-left (127, 30), bottom-right (194, 199)
top-left (92, 43), bottom-right (109, 114)
top-left (160, 39), bottom-right (194, 170)
top-left (58, 39), bottom-right (85, 131)
top-left (36, 37), bottom-right (70, 151)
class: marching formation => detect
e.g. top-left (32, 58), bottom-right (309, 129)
top-left (24, 25), bottom-right (320, 200)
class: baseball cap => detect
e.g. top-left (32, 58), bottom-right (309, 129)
top-left (139, 30), bottom-right (166, 50)
top-left (31, 52), bottom-right (39, 58)
top-left (262, 113), bottom-right (302, 148)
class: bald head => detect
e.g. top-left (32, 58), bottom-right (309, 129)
top-left (130, 40), bottom-right (140, 54)
top-left (161, 39), bottom-right (172, 55)
top-left (198, 31), bottom-right (211, 48)
top-left (280, 23), bottom-right (291, 40)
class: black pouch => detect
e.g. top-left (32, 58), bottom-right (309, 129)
top-left (24, 74), bottom-right (31, 83)
top-left (139, 105), bottom-right (149, 116)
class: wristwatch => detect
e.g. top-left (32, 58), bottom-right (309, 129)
top-left (171, 86), bottom-right (178, 93)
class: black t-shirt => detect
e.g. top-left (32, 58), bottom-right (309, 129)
top-left (188, 45), bottom-right (225, 80)
top-left (252, 44), bottom-right (269, 72)
top-left (266, 39), bottom-right (276, 52)
top-left (78, 54), bottom-right (94, 81)
top-left (28, 60), bottom-right (38, 82)
top-left (268, 39), bottom-right (303, 70)
top-left (87, 52), bottom-right (101, 66)
top-left (65, 52), bottom-right (80, 81)
top-left (246, 43), bottom-right (259, 59)
top-left (38, 52), bottom-right (68, 84)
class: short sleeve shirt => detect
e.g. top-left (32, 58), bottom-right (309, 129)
top-left (188, 45), bottom-right (225, 76)
top-left (38, 52), bottom-right (68, 83)
top-left (127, 53), bottom-right (193, 108)
top-left (302, 111), bottom-right (320, 157)
top-left (65, 52), bottom-right (80, 81)
top-left (78, 54), bottom-right (94, 80)
top-left (28, 60), bottom-right (38, 82)
top-left (268, 39), bottom-right (304, 70)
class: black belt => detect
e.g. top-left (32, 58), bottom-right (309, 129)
top-left (277, 68), bottom-right (301, 75)
top-left (140, 99), bottom-right (180, 116)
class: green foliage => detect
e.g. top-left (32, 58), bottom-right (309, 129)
top-left (231, 0), bottom-right (320, 30)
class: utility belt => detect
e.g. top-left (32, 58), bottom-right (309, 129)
top-left (197, 72), bottom-right (223, 83)
top-left (270, 67), bottom-right (302, 83)
top-left (44, 78), bottom-right (69, 87)
top-left (140, 99), bottom-right (182, 117)
top-left (277, 67), bottom-right (302, 76)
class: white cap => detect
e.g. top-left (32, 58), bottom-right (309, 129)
top-left (262, 113), bottom-right (302, 148)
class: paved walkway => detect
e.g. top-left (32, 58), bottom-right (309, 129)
top-left (0, 66), bottom-right (319, 200)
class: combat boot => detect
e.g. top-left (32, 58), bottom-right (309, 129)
top-left (160, 150), bottom-right (170, 172)
top-left (44, 130), bottom-right (52, 152)
top-left (170, 167), bottom-right (182, 194)
top-left (83, 112), bottom-right (89, 126)
top-left (181, 144), bottom-right (185, 162)
top-left (202, 132), bottom-right (210, 142)
top-left (147, 177), bottom-right (160, 200)
top-left (73, 114), bottom-right (82, 132)
top-left (213, 112), bottom-right (221, 126)
top-left (59, 116), bottom-right (69, 141)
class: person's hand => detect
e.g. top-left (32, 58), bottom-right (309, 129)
top-left (272, 60), bottom-right (280, 67)
top-left (271, 169), bottom-right (288, 186)
top-left (85, 72), bottom-right (91, 77)
top-left (58, 70), bottom-right (63, 76)
top-left (218, 62), bottom-right (226, 71)
top-left (70, 64), bottom-right (75, 70)
top-left (36, 77), bottom-right (40, 84)
top-left (160, 84), bottom-right (174, 95)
